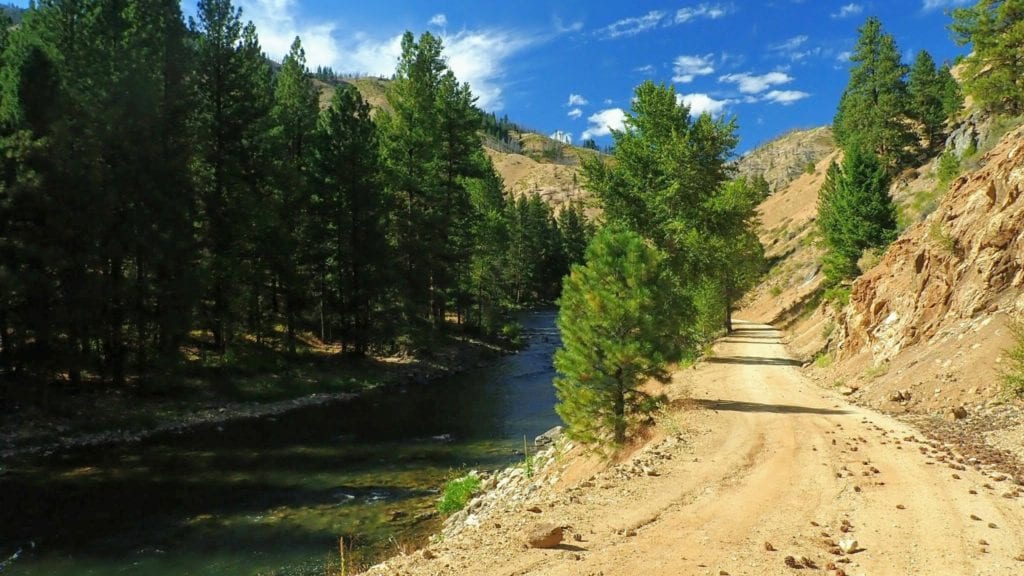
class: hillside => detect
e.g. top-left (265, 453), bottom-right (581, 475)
top-left (337, 78), bottom-right (592, 212)
top-left (737, 126), bottom-right (837, 194)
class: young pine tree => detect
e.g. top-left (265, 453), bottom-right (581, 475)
top-left (554, 228), bottom-right (689, 448)
top-left (908, 50), bottom-right (951, 150)
top-left (817, 145), bottom-right (897, 284)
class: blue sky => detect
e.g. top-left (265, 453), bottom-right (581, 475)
top-left (14, 0), bottom-right (977, 152)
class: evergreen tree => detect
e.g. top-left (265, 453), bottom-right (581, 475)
top-left (908, 50), bottom-right (956, 150)
top-left (952, 0), bottom-right (1024, 115)
top-left (938, 63), bottom-right (964, 121)
top-left (554, 227), bottom-right (687, 447)
top-left (556, 201), bottom-right (593, 267)
top-left (310, 84), bottom-right (387, 354)
top-left (817, 145), bottom-right (897, 284)
top-left (190, 0), bottom-right (274, 351)
top-left (378, 31), bottom-right (481, 339)
top-left (269, 36), bottom-right (319, 353)
top-left (834, 16), bottom-right (916, 171)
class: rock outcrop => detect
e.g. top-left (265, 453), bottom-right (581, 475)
top-left (736, 126), bottom-right (837, 194)
top-left (839, 123), bottom-right (1024, 362)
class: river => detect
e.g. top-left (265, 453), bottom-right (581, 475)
top-left (0, 310), bottom-right (562, 575)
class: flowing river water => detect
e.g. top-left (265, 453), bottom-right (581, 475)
top-left (0, 311), bottom-right (562, 575)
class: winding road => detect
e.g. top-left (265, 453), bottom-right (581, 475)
top-left (364, 321), bottom-right (1024, 575)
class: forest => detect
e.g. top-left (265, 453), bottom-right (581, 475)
top-left (0, 0), bottom-right (591, 399)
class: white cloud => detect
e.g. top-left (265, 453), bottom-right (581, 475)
top-left (635, 64), bottom-right (656, 75)
top-left (673, 54), bottom-right (716, 83)
top-left (598, 4), bottom-right (734, 39)
top-left (762, 90), bottom-right (810, 105)
top-left (567, 93), bottom-right (589, 106)
top-left (568, 108), bottom-right (583, 119)
top-left (554, 17), bottom-right (584, 33)
top-left (675, 3), bottom-right (734, 23)
top-left (550, 130), bottom-right (572, 144)
top-left (830, 3), bottom-right (863, 19)
top-left (598, 10), bottom-right (666, 39)
top-left (581, 108), bottom-right (626, 140)
top-left (922, 0), bottom-right (971, 11)
top-left (429, 13), bottom-right (447, 27)
top-left (718, 71), bottom-right (792, 94)
top-left (238, 1), bottom-right (533, 111)
top-left (239, 0), bottom-right (340, 70)
top-left (771, 35), bottom-right (808, 53)
top-left (769, 35), bottom-right (822, 62)
top-left (677, 93), bottom-right (733, 117)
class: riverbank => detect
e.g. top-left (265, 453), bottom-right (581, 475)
top-left (0, 330), bottom-right (514, 460)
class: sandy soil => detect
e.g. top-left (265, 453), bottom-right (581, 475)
top-left (366, 321), bottom-right (1024, 575)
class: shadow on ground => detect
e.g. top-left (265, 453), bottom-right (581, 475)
top-left (694, 399), bottom-right (850, 415)
top-left (706, 355), bottom-right (803, 367)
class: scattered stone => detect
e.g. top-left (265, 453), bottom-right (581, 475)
top-left (946, 406), bottom-right (968, 421)
top-left (978, 539), bottom-right (989, 546)
top-left (896, 504), bottom-right (906, 510)
top-left (969, 489), bottom-right (978, 495)
top-left (526, 506), bottom-right (542, 514)
top-left (970, 514), bottom-right (982, 521)
top-left (988, 522), bottom-right (998, 529)
top-left (525, 523), bottom-right (564, 549)
top-left (421, 549), bottom-right (436, 560)
top-left (764, 541), bottom-right (776, 552)
top-left (784, 555), bottom-right (800, 569)
top-left (838, 538), bottom-right (858, 554)
top-left (952, 473), bottom-right (961, 479)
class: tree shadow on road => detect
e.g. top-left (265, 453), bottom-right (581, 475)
top-left (705, 355), bottom-right (803, 367)
top-left (693, 398), bottom-right (850, 415)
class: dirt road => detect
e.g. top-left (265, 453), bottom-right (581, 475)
top-left (364, 321), bottom-right (1024, 575)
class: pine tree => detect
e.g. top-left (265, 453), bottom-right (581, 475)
top-left (908, 50), bottom-right (951, 150)
top-left (378, 31), bottom-right (481, 339)
top-left (270, 36), bottom-right (320, 354)
top-left (952, 0), bottom-right (1024, 115)
top-left (190, 0), bottom-right (274, 352)
top-left (817, 145), bottom-right (897, 284)
top-left (834, 17), bottom-right (916, 171)
top-left (310, 84), bottom-right (388, 354)
top-left (554, 228), bottom-right (687, 447)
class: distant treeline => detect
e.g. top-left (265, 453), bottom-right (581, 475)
top-left (0, 1), bottom-right (592, 393)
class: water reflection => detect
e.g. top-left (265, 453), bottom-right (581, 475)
top-left (0, 311), bottom-right (562, 575)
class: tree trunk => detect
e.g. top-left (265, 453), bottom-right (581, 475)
top-left (613, 373), bottom-right (626, 445)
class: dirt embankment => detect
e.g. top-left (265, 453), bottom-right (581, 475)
top-left (361, 322), bottom-right (1024, 576)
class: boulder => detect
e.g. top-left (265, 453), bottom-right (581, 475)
top-left (525, 523), bottom-right (564, 549)
top-left (535, 426), bottom-right (563, 448)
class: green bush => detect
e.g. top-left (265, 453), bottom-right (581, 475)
top-left (936, 150), bottom-right (960, 184)
top-left (1001, 320), bottom-right (1024, 398)
top-left (823, 285), bottom-right (852, 307)
top-left (436, 473), bottom-right (481, 515)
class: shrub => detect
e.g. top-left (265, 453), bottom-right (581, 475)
top-left (1002, 320), bottom-right (1024, 398)
top-left (936, 150), bottom-right (960, 184)
top-left (436, 473), bottom-right (481, 515)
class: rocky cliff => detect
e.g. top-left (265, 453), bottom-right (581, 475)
top-left (839, 123), bottom-right (1024, 362)
top-left (736, 126), bottom-right (837, 193)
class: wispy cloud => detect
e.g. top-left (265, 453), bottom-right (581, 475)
top-left (769, 35), bottom-right (821, 62)
top-left (922, 0), bottom-right (972, 11)
top-left (581, 108), bottom-right (626, 140)
top-left (568, 108), bottom-right (583, 119)
top-left (567, 93), bottom-right (589, 106)
top-left (598, 10), bottom-right (666, 39)
top-left (675, 3), bottom-right (735, 23)
top-left (762, 90), bottom-right (810, 104)
top-left (598, 4), bottom-right (735, 39)
top-left (673, 54), bottom-right (716, 83)
top-left (718, 71), bottom-right (792, 94)
top-left (830, 3), bottom-right (863, 19)
top-left (677, 93), bottom-right (733, 117)
top-left (428, 13), bottom-right (447, 27)
top-left (635, 64), bottom-right (656, 75)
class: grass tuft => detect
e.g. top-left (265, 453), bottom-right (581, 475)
top-left (437, 473), bottom-right (482, 515)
